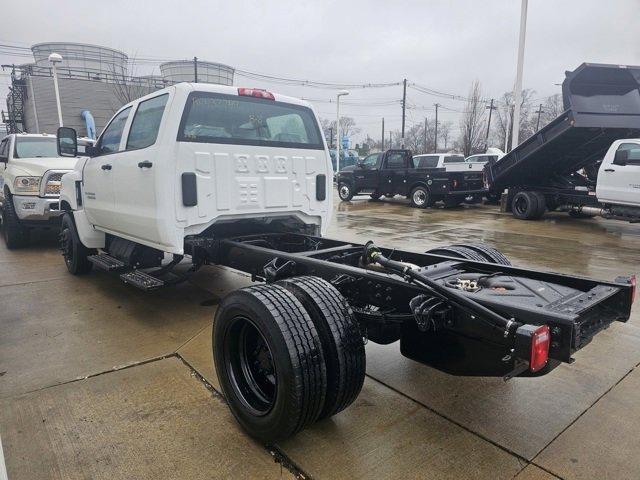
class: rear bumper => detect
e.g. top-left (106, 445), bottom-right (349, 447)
top-left (13, 195), bottom-right (61, 221)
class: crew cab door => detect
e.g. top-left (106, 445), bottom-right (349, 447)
top-left (111, 93), bottom-right (170, 243)
top-left (354, 153), bottom-right (380, 190)
top-left (380, 151), bottom-right (410, 195)
top-left (597, 141), bottom-right (640, 206)
top-left (83, 106), bottom-right (132, 230)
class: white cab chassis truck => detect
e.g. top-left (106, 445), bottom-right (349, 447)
top-left (57, 83), bottom-right (635, 443)
top-left (0, 133), bottom-right (85, 248)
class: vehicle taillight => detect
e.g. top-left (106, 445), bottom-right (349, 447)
top-left (530, 325), bottom-right (550, 372)
top-left (631, 275), bottom-right (637, 303)
top-left (238, 88), bottom-right (275, 100)
top-left (452, 179), bottom-right (458, 188)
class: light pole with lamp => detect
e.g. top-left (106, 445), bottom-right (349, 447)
top-left (335, 90), bottom-right (349, 173)
top-left (48, 53), bottom-right (64, 127)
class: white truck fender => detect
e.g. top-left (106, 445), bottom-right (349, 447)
top-left (72, 209), bottom-right (105, 249)
top-left (60, 159), bottom-right (105, 249)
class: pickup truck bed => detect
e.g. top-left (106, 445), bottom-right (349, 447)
top-left (485, 63), bottom-right (640, 192)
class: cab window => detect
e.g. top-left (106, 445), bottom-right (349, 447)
top-left (414, 155), bottom-right (438, 168)
top-left (362, 153), bottom-right (379, 167)
top-left (126, 94), bottom-right (169, 150)
top-left (385, 152), bottom-right (407, 169)
top-left (615, 143), bottom-right (640, 166)
top-left (443, 155), bottom-right (465, 163)
top-left (97, 107), bottom-right (132, 155)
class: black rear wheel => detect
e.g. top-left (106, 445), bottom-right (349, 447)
top-left (425, 245), bottom-right (486, 262)
top-left (512, 191), bottom-right (544, 220)
top-left (214, 284), bottom-right (327, 443)
top-left (278, 276), bottom-right (365, 420)
top-left (451, 243), bottom-right (511, 265)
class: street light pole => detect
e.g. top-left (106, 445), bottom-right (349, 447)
top-left (511, 0), bottom-right (528, 150)
top-left (336, 90), bottom-right (349, 173)
top-left (48, 53), bottom-right (63, 127)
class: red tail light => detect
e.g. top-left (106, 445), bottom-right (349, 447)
top-left (530, 325), bottom-right (550, 372)
top-left (238, 88), bottom-right (275, 100)
top-left (452, 179), bottom-right (459, 188)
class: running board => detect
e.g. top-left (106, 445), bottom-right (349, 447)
top-left (120, 271), bottom-right (165, 291)
top-left (88, 254), bottom-right (126, 271)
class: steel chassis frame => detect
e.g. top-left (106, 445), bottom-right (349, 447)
top-left (195, 232), bottom-right (633, 377)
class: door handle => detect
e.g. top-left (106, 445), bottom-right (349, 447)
top-left (101, 164), bottom-right (112, 171)
top-left (138, 161), bottom-right (153, 169)
top-left (604, 168), bottom-right (615, 172)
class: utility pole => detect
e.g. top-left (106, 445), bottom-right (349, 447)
top-left (194, 56), bottom-right (198, 83)
top-left (389, 131), bottom-right (392, 149)
top-left (381, 118), bottom-right (385, 150)
top-left (424, 117), bottom-right (428, 153)
top-left (401, 78), bottom-right (407, 147)
top-left (485, 98), bottom-right (496, 150)
top-left (535, 103), bottom-right (544, 131)
top-left (433, 103), bottom-right (440, 153)
top-left (329, 127), bottom-right (333, 148)
top-left (511, 0), bottom-right (528, 149)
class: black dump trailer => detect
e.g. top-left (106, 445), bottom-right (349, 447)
top-left (484, 63), bottom-right (640, 219)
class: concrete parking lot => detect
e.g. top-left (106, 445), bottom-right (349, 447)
top-left (1, 194), bottom-right (639, 479)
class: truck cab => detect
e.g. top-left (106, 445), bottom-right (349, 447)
top-left (0, 133), bottom-right (91, 248)
top-left (58, 83), bottom-right (332, 256)
top-left (596, 139), bottom-right (640, 208)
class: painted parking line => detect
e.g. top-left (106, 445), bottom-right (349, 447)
top-left (0, 433), bottom-right (7, 480)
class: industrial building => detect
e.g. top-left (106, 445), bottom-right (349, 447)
top-left (1, 42), bottom-right (235, 137)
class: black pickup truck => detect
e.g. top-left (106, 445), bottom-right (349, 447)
top-left (336, 149), bottom-right (485, 208)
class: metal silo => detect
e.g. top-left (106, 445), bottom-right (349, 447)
top-left (160, 60), bottom-right (234, 85)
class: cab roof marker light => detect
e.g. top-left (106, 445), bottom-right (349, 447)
top-left (238, 88), bottom-right (275, 100)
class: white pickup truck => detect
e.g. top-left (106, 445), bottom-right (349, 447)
top-left (54, 82), bottom-right (635, 444)
top-left (0, 133), bottom-right (91, 248)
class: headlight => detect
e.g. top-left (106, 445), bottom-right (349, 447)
top-left (14, 176), bottom-right (41, 194)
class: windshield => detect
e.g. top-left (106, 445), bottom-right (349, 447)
top-left (14, 137), bottom-right (60, 159)
top-left (179, 92), bottom-right (324, 149)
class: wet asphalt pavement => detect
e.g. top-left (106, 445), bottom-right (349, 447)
top-left (1, 192), bottom-right (639, 479)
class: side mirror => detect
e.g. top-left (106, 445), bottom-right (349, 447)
top-left (57, 127), bottom-right (78, 157)
top-left (613, 149), bottom-right (628, 166)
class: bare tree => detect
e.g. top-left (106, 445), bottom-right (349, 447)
top-left (541, 93), bottom-right (564, 126)
top-left (458, 80), bottom-right (487, 156)
top-left (492, 88), bottom-right (536, 152)
top-left (439, 121), bottom-right (453, 150)
top-left (322, 116), bottom-right (361, 147)
top-left (108, 59), bottom-right (163, 114)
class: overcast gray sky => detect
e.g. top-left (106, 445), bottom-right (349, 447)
top-left (2, 0), bottom-right (639, 143)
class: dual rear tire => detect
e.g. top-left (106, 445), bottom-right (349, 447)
top-left (213, 277), bottom-right (365, 443)
top-left (512, 191), bottom-right (546, 220)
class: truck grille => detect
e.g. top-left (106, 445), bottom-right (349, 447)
top-left (42, 171), bottom-right (69, 197)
